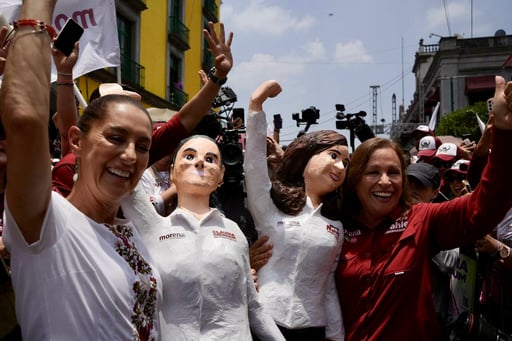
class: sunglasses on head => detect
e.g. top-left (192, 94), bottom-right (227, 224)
top-left (446, 173), bottom-right (466, 183)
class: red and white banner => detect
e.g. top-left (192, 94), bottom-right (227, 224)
top-left (0, 0), bottom-right (120, 81)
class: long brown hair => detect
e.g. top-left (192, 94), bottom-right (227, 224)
top-left (341, 137), bottom-right (411, 224)
top-left (271, 130), bottom-right (347, 219)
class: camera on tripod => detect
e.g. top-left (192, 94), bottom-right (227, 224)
top-left (209, 87), bottom-right (245, 185)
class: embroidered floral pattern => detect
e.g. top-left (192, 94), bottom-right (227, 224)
top-left (105, 224), bottom-right (158, 341)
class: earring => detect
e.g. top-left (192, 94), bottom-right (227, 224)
top-left (72, 159), bottom-right (79, 182)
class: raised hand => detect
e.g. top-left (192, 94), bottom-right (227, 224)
top-left (492, 75), bottom-right (512, 130)
top-left (249, 80), bottom-right (282, 112)
top-left (204, 21), bottom-right (233, 79)
top-left (52, 41), bottom-right (79, 74)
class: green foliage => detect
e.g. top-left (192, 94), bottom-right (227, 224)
top-left (436, 101), bottom-right (488, 141)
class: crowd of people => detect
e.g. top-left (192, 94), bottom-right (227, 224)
top-left (1, 1), bottom-right (512, 340)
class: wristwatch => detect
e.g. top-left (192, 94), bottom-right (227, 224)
top-left (208, 67), bottom-right (227, 86)
top-left (498, 241), bottom-right (511, 259)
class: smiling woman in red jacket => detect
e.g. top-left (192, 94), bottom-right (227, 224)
top-left (335, 76), bottom-right (512, 341)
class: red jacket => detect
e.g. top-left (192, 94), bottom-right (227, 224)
top-left (336, 129), bottom-right (512, 341)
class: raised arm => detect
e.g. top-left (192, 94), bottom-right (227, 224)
top-left (244, 81), bottom-right (282, 230)
top-left (177, 21), bottom-right (233, 131)
top-left (52, 41), bottom-right (79, 156)
top-left (492, 76), bottom-right (512, 130)
top-left (0, 0), bottom-right (56, 243)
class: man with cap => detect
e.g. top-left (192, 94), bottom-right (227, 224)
top-left (408, 162), bottom-right (458, 339)
top-left (411, 124), bottom-right (435, 147)
top-left (407, 162), bottom-right (440, 204)
top-left (432, 142), bottom-right (462, 176)
top-left (417, 135), bottom-right (443, 164)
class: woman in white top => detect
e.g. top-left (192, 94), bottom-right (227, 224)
top-left (122, 135), bottom-right (285, 340)
top-left (244, 80), bottom-right (349, 340)
top-left (1, 1), bottom-right (161, 339)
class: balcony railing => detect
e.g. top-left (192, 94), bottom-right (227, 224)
top-left (170, 85), bottom-right (188, 108)
top-left (168, 16), bottom-right (190, 51)
top-left (121, 53), bottom-right (145, 88)
top-left (203, 0), bottom-right (218, 22)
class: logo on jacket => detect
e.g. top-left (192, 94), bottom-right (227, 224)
top-left (326, 224), bottom-right (340, 239)
top-left (344, 229), bottom-right (361, 243)
top-left (159, 232), bottom-right (186, 241)
top-left (384, 217), bottom-right (408, 234)
top-left (213, 230), bottom-right (237, 241)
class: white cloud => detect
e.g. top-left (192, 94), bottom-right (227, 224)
top-left (222, 1), bottom-right (315, 36)
top-left (426, 2), bottom-right (470, 32)
top-left (334, 41), bottom-right (374, 64)
top-left (301, 38), bottom-right (326, 61)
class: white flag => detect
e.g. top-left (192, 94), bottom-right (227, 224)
top-left (476, 113), bottom-right (486, 134)
top-left (0, 0), bottom-right (120, 81)
top-left (428, 101), bottom-right (440, 132)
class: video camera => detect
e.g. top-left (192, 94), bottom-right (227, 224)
top-left (451, 311), bottom-right (512, 341)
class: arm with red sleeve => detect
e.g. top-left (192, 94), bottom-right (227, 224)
top-left (428, 77), bottom-right (512, 249)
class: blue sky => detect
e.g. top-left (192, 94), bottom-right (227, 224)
top-left (219, 0), bottom-right (511, 144)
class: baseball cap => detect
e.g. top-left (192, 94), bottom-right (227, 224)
top-left (407, 162), bottom-right (441, 189)
top-left (411, 125), bottom-right (434, 139)
top-left (417, 136), bottom-right (442, 158)
top-left (445, 159), bottom-right (470, 176)
top-left (433, 142), bottom-right (459, 162)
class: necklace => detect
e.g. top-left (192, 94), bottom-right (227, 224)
top-left (104, 223), bottom-right (158, 341)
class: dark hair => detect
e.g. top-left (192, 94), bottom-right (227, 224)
top-left (270, 130), bottom-right (347, 218)
top-left (341, 137), bottom-right (411, 224)
top-left (170, 134), bottom-right (222, 166)
top-left (78, 94), bottom-right (151, 134)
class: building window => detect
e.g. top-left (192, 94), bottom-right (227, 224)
top-left (170, 54), bottom-right (187, 107)
top-left (117, 13), bottom-right (145, 87)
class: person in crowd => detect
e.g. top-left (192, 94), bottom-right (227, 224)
top-left (244, 80), bottom-right (348, 341)
top-left (265, 135), bottom-right (284, 180)
top-left (474, 209), bottom-right (512, 335)
top-left (52, 20), bottom-right (233, 197)
top-left (443, 159), bottom-right (471, 198)
top-left (51, 41), bottom-right (80, 158)
top-left (0, 19), bottom-right (80, 340)
top-left (121, 135), bottom-right (284, 340)
top-left (432, 142), bottom-right (462, 177)
top-left (430, 142), bottom-right (464, 202)
top-left (408, 162), bottom-right (460, 339)
top-left (416, 135), bottom-right (442, 164)
top-left (406, 162), bottom-right (440, 204)
top-left (335, 75), bottom-right (512, 341)
top-left (411, 124), bottom-right (435, 148)
top-left (0, 0), bottom-right (163, 339)
top-left (139, 122), bottom-right (175, 216)
top-left (139, 151), bottom-right (175, 216)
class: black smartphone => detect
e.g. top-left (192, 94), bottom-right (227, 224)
top-left (53, 18), bottom-right (84, 56)
top-left (273, 114), bottom-right (282, 130)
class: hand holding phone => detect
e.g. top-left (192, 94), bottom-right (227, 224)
top-left (53, 18), bottom-right (84, 56)
top-left (273, 114), bottom-right (282, 130)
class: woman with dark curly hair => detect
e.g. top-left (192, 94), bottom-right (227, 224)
top-left (244, 80), bottom-right (349, 341)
